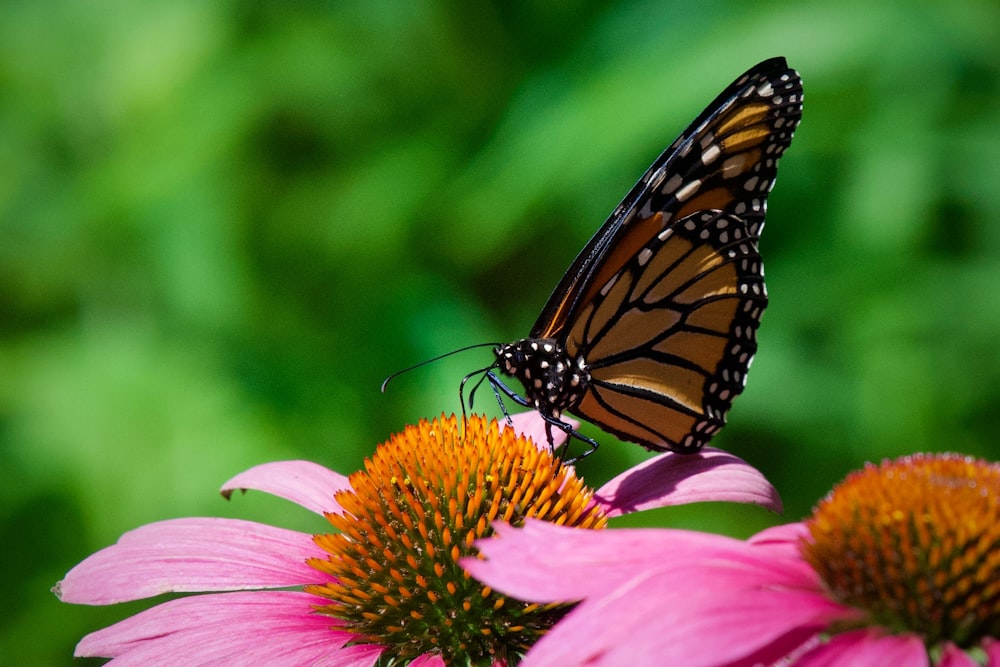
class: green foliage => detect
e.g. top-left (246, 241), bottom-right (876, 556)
top-left (2, 0), bottom-right (999, 663)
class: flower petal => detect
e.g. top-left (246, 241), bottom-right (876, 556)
top-left (467, 521), bottom-right (731, 600)
top-left (75, 591), bottom-right (368, 665)
top-left (749, 522), bottom-right (810, 545)
top-left (221, 460), bottom-right (350, 516)
top-left (502, 411), bottom-right (575, 451)
top-left (937, 642), bottom-right (978, 667)
top-left (723, 628), bottom-right (823, 667)
top-left (983, 638), bottom-right (1000, 666)
top-left (465, 520), bottom-right (816, 602)
top-left (327, 644), bottom-right (385, 667)
top-left (592, 447), bottom-right (782, 516)
top-left (748, 522), bottom-right (811, 559)
top-left (55, 518), bottom-right (330, 605)
top-left (797, 629), bottom-right (927, 667)
top-left (520, 563), bottom-right (843, 667)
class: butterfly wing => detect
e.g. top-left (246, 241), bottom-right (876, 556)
top-left (531, 57), bottom-right (802, 342)
top-left (566, 209), bottom-right (766, 452)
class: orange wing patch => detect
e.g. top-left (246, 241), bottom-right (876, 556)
top-left (570, 210), bottom-right (765, 452)
top-left (534, 213), bottom-right (666, 340)
top-left (652, 329), bottom-right (729, 374)
top-left (576, 391), bottom-right (701, 450)
top-left (643, 241), bottom-right (729, 305)
top-left (716, 102), bottom-right (771, 136)
top-left (675, 187), bottom-right (737, 220)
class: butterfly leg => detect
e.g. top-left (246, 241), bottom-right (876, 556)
top-left (538, 413), bottom-right (599, 463)
top-left (485, 371), bottom-right (533, 410)
top-left (486, 377), bottom-right (516, 429)
top-left (486, 372), bottom-right (599, 463)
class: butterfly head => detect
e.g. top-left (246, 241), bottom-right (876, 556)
top-left (495, 339), bottom-right (590, 417)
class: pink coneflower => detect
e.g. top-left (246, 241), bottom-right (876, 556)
top-left (465, 453), bottom-right (1000, 666)
top-left (55, 412), bottom-right (778, 665)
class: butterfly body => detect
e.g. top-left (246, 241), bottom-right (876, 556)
top-left (495, 338), bottom-right (589, 419)
top-left (483, 58), bottom-right (802, 456)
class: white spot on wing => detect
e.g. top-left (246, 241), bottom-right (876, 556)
top-left (661, 173), bottom-right (683, 195)
top-left (600, 275), bottom-right (618, 296)
top-left (701, 144), bottom-right (721, 165)
top-left (722, 154), bottom-right (747, 178)
top-left (675, 179), bottom-right (701, 202)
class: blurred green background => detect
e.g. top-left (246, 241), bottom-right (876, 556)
top-left (2, 0), bottom-right (999, 663)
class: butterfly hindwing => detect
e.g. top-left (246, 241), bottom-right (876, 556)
top-left (566, 210), bottom-right (765, 452)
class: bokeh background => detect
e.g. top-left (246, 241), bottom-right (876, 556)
top-left (3, 0), bottom-right (999, 663)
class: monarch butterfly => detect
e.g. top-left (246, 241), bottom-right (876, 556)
top-left (479, 57), bottom-right (803, 457)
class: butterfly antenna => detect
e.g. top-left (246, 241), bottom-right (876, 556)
top-left (469, 369), bottom-right (496, 412)
top-left (459, 362), bottom-right (497, 415)
top-left (381, 342), bottom-right (500, 393)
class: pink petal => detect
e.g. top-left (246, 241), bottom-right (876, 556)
top-left (327, 644), bottom-right (385, 667)
top-left (465, 520), bottom-right (818, 602)
top-left (983, 638), bottom-right (1000, 665)
top-left (521, 563), bottom-right (843, 667)
top-left (750, 522), bottom-right (810, 545)
top-left (749, 522), bottom-right (811, 559)
top-left (406, 654), bottom-right (506, 667)
top-left (221, 460), bottom-right (350, 516)
top-left (724, 628), bottom-right (824, 667)
top-left (55, 518), bottom-right (330, 605)
top-left (76, 590), bottom-right (360, 664)
top-left (937, 642), bottom-right (978, 667)
top-left (502, 411), bottom-right (576, 451)
top-left (592, 446), bottom-right (782, 516)
top-left (798, 630), bottom-right (928, 667)
top-left (467, 521), bottom-right (735, 600)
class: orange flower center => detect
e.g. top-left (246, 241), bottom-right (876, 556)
top-left (803, 453), bottom-right (1000, 649)
top-left (306, 414), bottom-right (606, 665)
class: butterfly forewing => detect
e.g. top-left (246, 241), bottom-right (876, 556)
top-left (531, 57), bottom-right (801, 341)
top-left (489, 58), bottom-right (801, 457)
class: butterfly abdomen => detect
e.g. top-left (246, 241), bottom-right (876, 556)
top-left (495, 339), bottom-right (590, 418)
